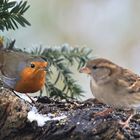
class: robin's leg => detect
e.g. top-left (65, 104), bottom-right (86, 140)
top-left (12, 90), bottom-right (23, 100)
top-left (12, 90), bottom-right (34, 105)
top-left (25, 93), bottom-right (35, 104)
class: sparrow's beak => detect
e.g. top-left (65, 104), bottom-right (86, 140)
top-left (79, 67), bottom-right (91, 74)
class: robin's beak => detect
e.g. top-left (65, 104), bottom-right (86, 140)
top-left (38, 62), bottom-right (50, 71)
top-left (45, 62), bottom-right (50, 72)
top-left (45, 66), bottom-right (50, 72)
top-left (79, 66), bottom-right (91, 74)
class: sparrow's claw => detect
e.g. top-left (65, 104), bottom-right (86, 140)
top-left (119, 114), bottom-right (133, 129)
top-left (94, 108), bottom-right (113, 117)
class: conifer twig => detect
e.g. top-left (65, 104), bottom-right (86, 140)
top-left (0, 0), bottom-right (30, 31)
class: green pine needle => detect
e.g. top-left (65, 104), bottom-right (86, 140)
top-left (30, 44), bottom-right (92, 99)
top-left (0, 0), bottom-right (30, 31)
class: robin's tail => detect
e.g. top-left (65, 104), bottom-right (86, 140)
top-left (0, 37), bottom-right (16, 50)
top-left (0, 51), bottom-right (3, 70)
top-left (0, 36), bottom-right (4, 50)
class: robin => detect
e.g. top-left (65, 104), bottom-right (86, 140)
top-left (0, 50), bottom-right (48, 101)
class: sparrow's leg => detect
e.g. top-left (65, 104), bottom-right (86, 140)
top-left (94, 108), bottom-right (113, 117)
top-left (119, 114), bottom-right (133, 128)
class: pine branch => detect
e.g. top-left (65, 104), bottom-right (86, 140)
top-left (0, 0), bottom-right (30, 31)
top-left (31, 45), bottom-right (92, 99)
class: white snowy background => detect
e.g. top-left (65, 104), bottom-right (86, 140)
top-left (4, 0), bottom-right (140, 99)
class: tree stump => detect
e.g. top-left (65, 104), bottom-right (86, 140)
top-left (0, 88), bottom-right (140, 140)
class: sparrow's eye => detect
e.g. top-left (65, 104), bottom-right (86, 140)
top-left (92, 65), bottom-right (97, 69)
top-left (31, 63), bottom-right (35, 68)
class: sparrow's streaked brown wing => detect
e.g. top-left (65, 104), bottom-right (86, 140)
top-left (116, 69), bottom-right (140, 93)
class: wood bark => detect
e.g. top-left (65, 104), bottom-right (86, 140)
top-left (0, 88), bottom-right (140, 140)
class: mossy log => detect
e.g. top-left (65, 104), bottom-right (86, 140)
top-left (0, 88), bottom-right (140, 140)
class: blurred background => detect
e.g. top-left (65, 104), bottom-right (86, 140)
top-left (3, 0), bottom-right (140, 99)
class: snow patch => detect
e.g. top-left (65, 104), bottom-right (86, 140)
top-left (27, 107), bottom-right (67, 127)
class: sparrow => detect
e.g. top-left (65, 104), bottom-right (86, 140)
top-left (0, 50), bottom-right (48, 102)
top-left (80, 58), bottom-right (140, 127)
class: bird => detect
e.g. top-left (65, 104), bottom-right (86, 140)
top-left (79, 58), bottom-right (140, 128)
top-left (0, 50), bottom-right (48, 102)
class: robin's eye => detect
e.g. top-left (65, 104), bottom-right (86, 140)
top-left (92, 65), bottom-right (97, 69)
top-left (31, 63), bottom-right (35, 68)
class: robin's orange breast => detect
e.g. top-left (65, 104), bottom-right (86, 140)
top-left (15, 75), bottom-right (46, 93)
top-left (14, 62), bottom-right (47, 93)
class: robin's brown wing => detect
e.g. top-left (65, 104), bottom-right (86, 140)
top-left (1, 51), bottom-right (30, 77)
top-left (0, 51), bottom-right (4, 69)
top-left (1, 51), bottom-right (45, 77)
top-left (0, 50), bottom-right (45, 89)
top-left (0, 51), bottom-right (30, 88)
top-left (1, 75), bottom-right (17, 89)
